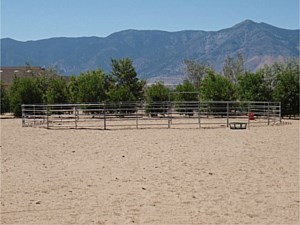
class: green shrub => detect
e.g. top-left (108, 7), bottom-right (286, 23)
top-left (145, 82), bottom-right (170, 116)
top-left (273, 69), bottom-right (299, 118)
top-left (173, 80), bottom-right (198, 116)
top-left (9, 77), bottom-right (43, 117)
top-left (1, 81), bottom-right (10, 114)
top-left (46, 77), bottom-right (69, 104)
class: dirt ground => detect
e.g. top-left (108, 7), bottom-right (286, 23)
top-left (1, 119), bottom-right (299, 224)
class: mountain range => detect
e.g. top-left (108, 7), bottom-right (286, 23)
top-left (1, 20), bottom-right (299, 83)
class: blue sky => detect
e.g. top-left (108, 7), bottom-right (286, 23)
top-left (1, 0), bottom-right (299, 41)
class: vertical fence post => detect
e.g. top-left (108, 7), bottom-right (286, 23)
top-left (226, 102), bottom-right (229, 127)
top-left (279, 102), bottom-right (282, 123)
top-left (42, 105), bottom-right (46, 124)
top-left (248, 102), bottom-right (250, 129)
top-left (167, 101), bottom-right (171, 128)
top-left (104, 103), bottom-right (107, 130)
top-left (33, 105), bottom-right (36, 126)
top-left (46, 105), bottom-right (49, 129)
top-left (22, 104), bottom-right (25, 127)
top-left (136, 103), bottom-right (138, 129)
top-left (198, 101), bottom-right (201, 129)
top-left (74, 105), bottom-right (77, 129)
top-left (267, 102), bottom-right (270, 125)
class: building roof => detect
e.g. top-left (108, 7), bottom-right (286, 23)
top-left (0, 66), bottom-right (46, 86)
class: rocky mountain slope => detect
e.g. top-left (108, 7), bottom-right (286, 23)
top-left (1, 20), bottom-right (299, 83)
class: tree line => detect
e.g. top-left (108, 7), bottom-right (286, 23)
top-left (182, 55), bottom-right (299, 118)
top-left (1, 56), bottom-right (299, 118)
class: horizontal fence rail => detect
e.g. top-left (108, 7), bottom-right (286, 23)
top-left (22, 101), bottom-right (281, 130)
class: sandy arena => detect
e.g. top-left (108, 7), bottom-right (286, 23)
top-left (1, 118), bottom-right (299, 224)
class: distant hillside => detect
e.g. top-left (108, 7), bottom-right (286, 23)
top-left (1, 20), bottom-right (299, 83)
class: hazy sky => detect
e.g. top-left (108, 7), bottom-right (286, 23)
top-left (1, 0), bottom-right (299, 41)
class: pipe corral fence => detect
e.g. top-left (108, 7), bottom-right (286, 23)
top-left (22, 101), bottom-right (281, 130)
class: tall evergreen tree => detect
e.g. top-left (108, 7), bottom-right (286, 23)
top-left (110, 58), bottom-right (145, 101)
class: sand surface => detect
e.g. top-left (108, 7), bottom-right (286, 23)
top-left (1, 119), bottom-right (299, 224)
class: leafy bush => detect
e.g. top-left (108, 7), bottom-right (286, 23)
top-left (107, 85), bottom-right (136, 115)
top-left (1, 81), bottom-right (10, 114)
top-left (237, 71), bottom-right (272, 101)
top-left (144, 82), bottom-right (170, 116)
top-left (67, 76), bottom-right (79, 103)
top-left (9, 77), bottom-right (43, 117)
top-left (77, 69), bottom-right (107, 103)
top-left (45, 77), bottom-right (69, 104)
top-left (200, 72), bottom-right (236, 116)
top-left (173, 80), bottom-right (199, 116)
top-left (273, 69), bottom-right (299, 118)
top-left (201, 71), bottom-right (236, 101)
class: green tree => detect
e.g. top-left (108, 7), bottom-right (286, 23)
top-left (67, 76), bottom-right (79, 103)
top-left (45, 77), bottom-right (69, 104)
top-left (9, 77), bottom-right (43, 117)
top-left (35, 76), bottom-right (50, 103)
top-left (107, 85), bottom-right (136, 115)
top-left (237, 71), bottom-right (272, 101)
top-left (34, 68), bottom-right (62, 103)
top-left (1, 81), bottom-right (10, 114)
top-left (200, 71), bottom-right (236, 115)
top-left (77, 69), bottom-right (107, 103)
top-left (273, 69), bottom-right (299, 118)
top-left (257, 59), bottom-right (299, 91)
top-left (174, 80), bottom-right (198, 101)
top-left (223, 53), bottom-right (245, 83)
top-left (173, 80), bottom-right (199, 116)
top-left (201, 71), bottom-right (236, 101)
top-left (145, 82), bottom-right (170, 102)
top-left (110, 58), bottom-right (145, 101)
top-left (144, 82), bottom-right (170, 116)
top-left (108, 85), bottom-right (135, 102)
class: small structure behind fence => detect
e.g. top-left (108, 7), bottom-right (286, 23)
top-left (22, 101), bottom-right (281, 130)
